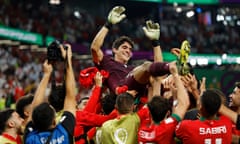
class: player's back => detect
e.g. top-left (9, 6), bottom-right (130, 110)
top-left (176, 115), bottom-right (232, 144)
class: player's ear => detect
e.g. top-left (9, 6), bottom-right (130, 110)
top-left (112, 47), bottom-right (117, 53)
top-left (114, 104), bottom-right (117, 109)
top-left (165, 110), bottom-right (171, 119)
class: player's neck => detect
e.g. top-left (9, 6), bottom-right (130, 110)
top-left (236, 107), bottom-right (240, 113)
top-left (2, 129), bottom-right (19, 139)
top-left (114, 57), bottom-right (127, 65)
top-left (200, 115), bottom-right (219, 121)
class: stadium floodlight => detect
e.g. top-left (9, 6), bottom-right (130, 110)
top-left (186, 10), bottom-right (195, 18)
top-left (49, 0), bottom-right (60, 5)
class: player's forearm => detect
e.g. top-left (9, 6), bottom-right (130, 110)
top-left (32, 73), bottom-right (51, 108)
top-left (219, 105), bottom-right (238, 124)
top-left (84, 86), bottom-right (101, 113)
top-left (153, 45), bottom-right (163, 62)
top-left (173, 74), bottom-right (190, 118)
top-left (91, 26), bottom-right (108, 53)
top-left (190, 88), bottom-right (200, 100)
top-left (66, 60), bottom-right (75, 97)
top-left (65, 57), bottom-right (77, 116)
top-left (91, 26), bottom-right (108, 63)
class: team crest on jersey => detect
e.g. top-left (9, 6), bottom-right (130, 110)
top-left (114, 128), bottom-right (128, 144)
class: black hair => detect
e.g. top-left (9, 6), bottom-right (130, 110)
top-left (16, 94), bottom-right (34, 118)
top-left (116, 92), bottom-right (134, 114)
top-left (147, 96), bottom-right (172, 123)
top-left (0, 109), bottom-right (15, 134)
top-left (77, 97), bottom-right (89, 105)
top-left (101, 93), bottom-right (117, 115)
top-left (200, 89), bottom-right (222, 117)
top-left (32, 102), bottom-right (55, 131)
top-left (112, 36), bottom-right (134, 50)
top-left (235, 82), bottom-right (240, 88)
top-left (48, 84), bottom-right (66, 112)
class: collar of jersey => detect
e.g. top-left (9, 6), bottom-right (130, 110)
top-left (200, 116), bottom-right (219, 121)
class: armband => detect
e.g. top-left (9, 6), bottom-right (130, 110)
top-left (104, 21), bottom-right (112, 29)
top-left (151, 40), bottom-right (160, 47)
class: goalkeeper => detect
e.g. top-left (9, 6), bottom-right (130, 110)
top-left (91, 6), bottom-right (175, 95)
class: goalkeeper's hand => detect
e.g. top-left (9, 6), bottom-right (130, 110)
top-left (108, 6), bottom-right (126, 24)
top-left (142, 20), bottom-right (160, 40)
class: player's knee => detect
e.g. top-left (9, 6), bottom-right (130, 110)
top-left (141, 61), bottom-right (152, 71)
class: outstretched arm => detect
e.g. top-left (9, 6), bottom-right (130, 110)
top-left (170, 62), bottom-right (190, 119)
top-left (27, 60), bottom-right (53, 122)
top-left (84, 72), bottom-right (103, 113)
top-left (91, 26), bottom-right (108, 64)
top-left (61, 44), bottom-right (77, 117)
top-left (91, 6), bottom-right (126, 64)
top-left (143, 20), bottom-right (162, 97)
top-left (219, 105), bottom-right (238, 124)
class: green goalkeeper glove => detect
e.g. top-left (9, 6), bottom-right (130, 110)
top-left (107, 6), bottom-right (126, 24)
top-left (142, 20), bottom-right (160, 40)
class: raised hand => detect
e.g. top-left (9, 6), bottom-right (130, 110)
top-left (108, 6), bottom-right (126, 24)
top-left (94, 72), bottom-right (103, 87)
top-left (43, 60), bottom-right (53, 76)
top-left (181, 73), bottom-right (198, 93)
top-left (60, 44), bottom-right (72, 61)
top-left (199, 77), bottom-right (206, 96)
top-left (142, 20), bottom-right (160, 40)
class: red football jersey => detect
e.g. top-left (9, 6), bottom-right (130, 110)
top-left (176, 115), bottom-right (232, 144)
top-left (232, 122), bottom-right (240, 136)
top-left (138, 108), bottom-right (179, 144)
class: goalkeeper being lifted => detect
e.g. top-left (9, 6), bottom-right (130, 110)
top-left (90, 5), bottom-right (176, 96)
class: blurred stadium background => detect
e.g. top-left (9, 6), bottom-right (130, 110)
top-left (0, 0), bottom-right (240, 109)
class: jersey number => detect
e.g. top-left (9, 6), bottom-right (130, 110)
top-left (204, 138), bottom-right (222, 144)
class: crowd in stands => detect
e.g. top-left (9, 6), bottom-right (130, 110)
top-left (0, 44), bottom-right (94, 110)
top-left (0, 0), bottom-right (239, 54)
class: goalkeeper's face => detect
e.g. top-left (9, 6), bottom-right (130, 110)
top-left (113, 42), bottom-right (132, 64)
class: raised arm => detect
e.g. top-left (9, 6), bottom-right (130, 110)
top-left (91, 6), bottom-right (126, 64)
top-left (83, 72), bottom-right (103, 113)
top-left (143, 20), bottom-right (162, 97)
top-left (219, 105), bottom-right (238, 124)
top-left (181, 73), bottom-right (200, 100)
top-left (61, 44), bottom-right (77, 117)
top-left (27, 60), bottom-right (53, 122)
top-left (170, 62), bottom-right (190, 119)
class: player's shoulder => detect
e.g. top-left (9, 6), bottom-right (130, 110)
top-left (178, 119), bottom-right (199, 127)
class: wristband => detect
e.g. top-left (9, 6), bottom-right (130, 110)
top-left (104, 21), bottom-right (112, 29)
top-left (151, 40), bottom-right (160, 47)
top-left (172, 113), bottom-right (182, 122)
